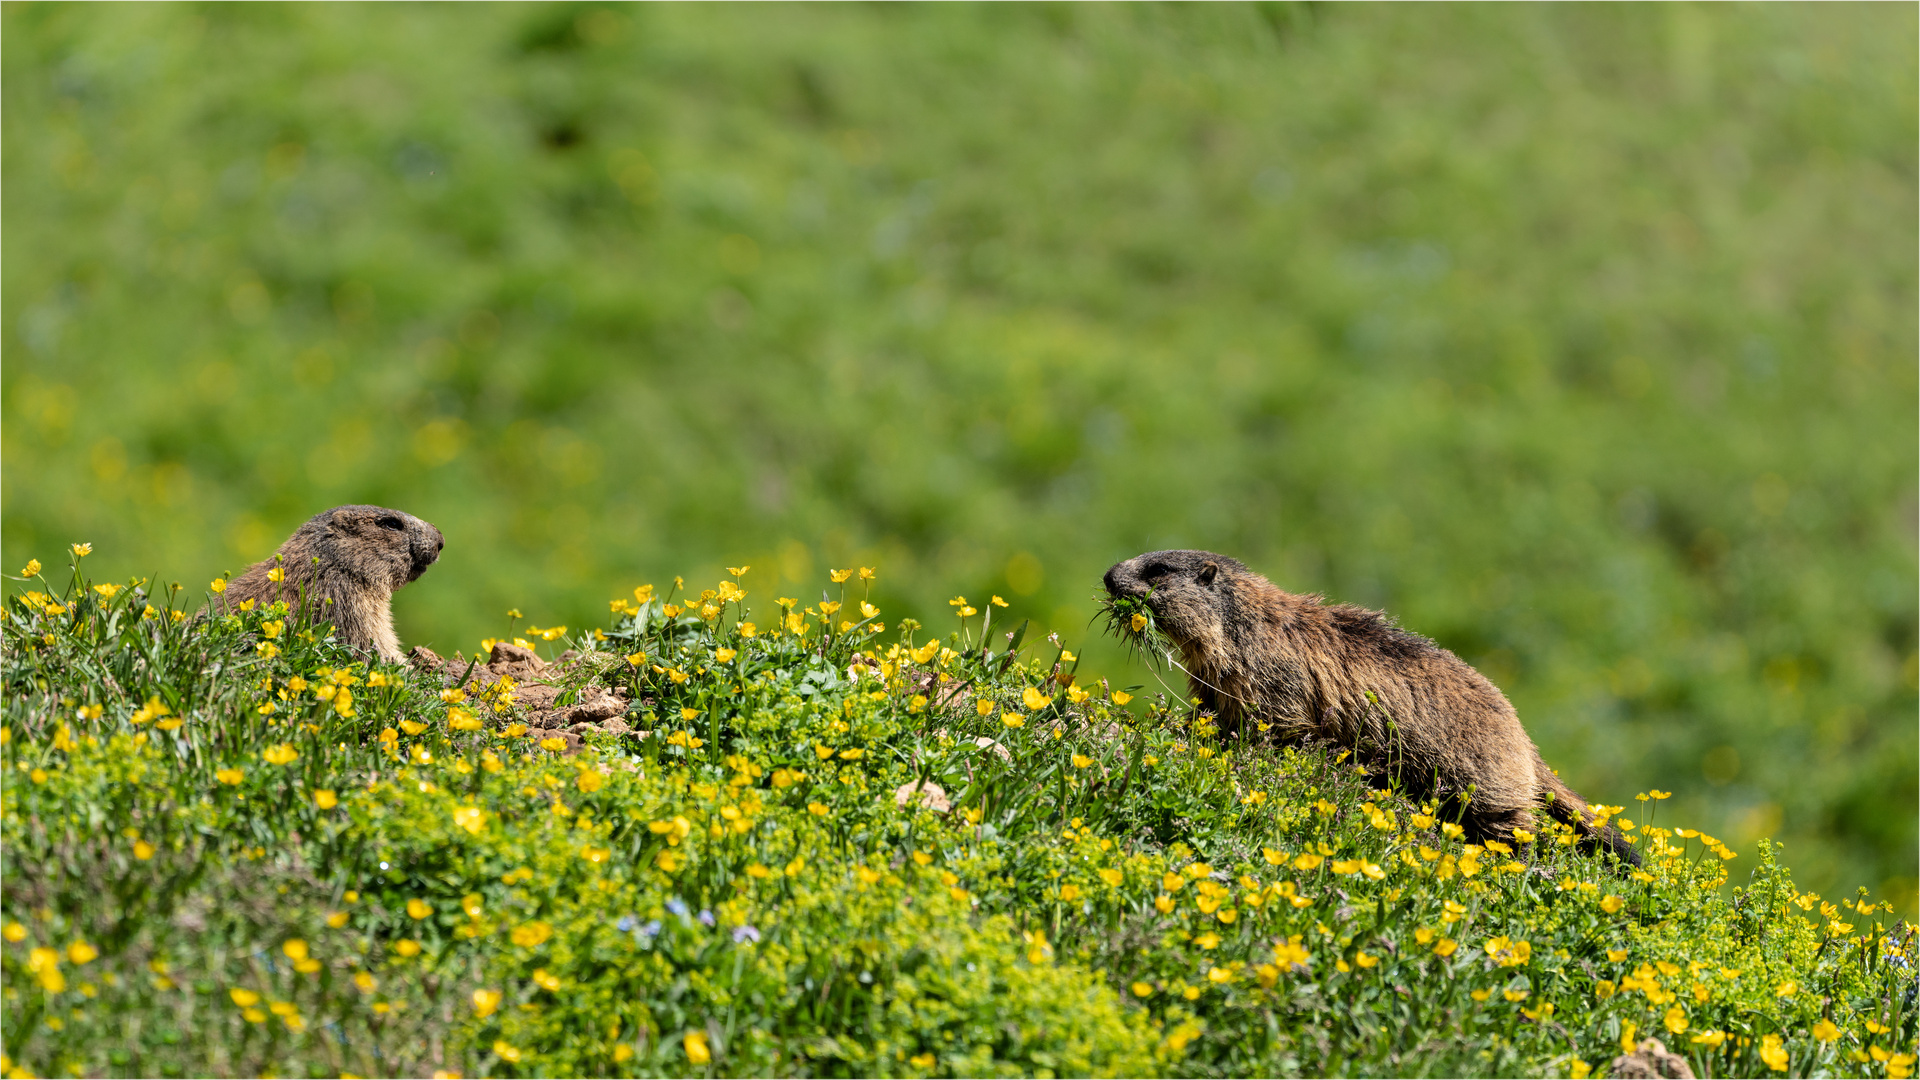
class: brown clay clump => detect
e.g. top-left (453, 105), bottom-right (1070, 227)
top-left (220, 505), bottom-right (443, 664)
top-left (1103, 549), bottom-right (1638, 864)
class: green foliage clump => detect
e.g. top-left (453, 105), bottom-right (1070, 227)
top-left (3, 551), bottom-right (1914, 1077)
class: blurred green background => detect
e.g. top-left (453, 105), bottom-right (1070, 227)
top-left (4, 3), bottom-right (1913, 911)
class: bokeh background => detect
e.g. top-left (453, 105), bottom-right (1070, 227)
top-left (4, 3), bottom-right (1914, 911)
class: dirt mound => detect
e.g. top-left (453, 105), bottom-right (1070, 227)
top-left (409, 643), bottom-right (633, 736)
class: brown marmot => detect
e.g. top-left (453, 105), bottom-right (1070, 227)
top-left (220, 505), bottom-right (444, 664)
top-left (1103, 549), bottom-right (1637, 863)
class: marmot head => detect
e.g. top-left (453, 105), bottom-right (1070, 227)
top-left (301, 505), bottom-right (444, 592)
top-left (1103, 549), bottom-right (1256, 655)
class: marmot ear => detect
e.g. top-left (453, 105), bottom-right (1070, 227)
top-left (1198, 561), bottom-right (1218, 586)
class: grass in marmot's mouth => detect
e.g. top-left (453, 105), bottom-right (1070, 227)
top-left (2, 543), bottom-right (1914, 1079)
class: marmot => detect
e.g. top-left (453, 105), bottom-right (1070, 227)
top-left (1103, 549), bottom-right (1636, 863)
top-left (220, 505), bottom-right (444, 664)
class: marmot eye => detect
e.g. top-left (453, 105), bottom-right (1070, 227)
top-left (376, 516), bottom-right (405, 532)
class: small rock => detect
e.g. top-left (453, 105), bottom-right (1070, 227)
top-left (1609, 1038), bottom-right (1695, 1079)
top-left (512, 684), bottom-right (564, 710)
top-left (562, 690), bottom-right (625, 723)
top-left (599, 718), bottom-right (632, 735)
top-left (407, 646), bottom-right (444, 672)
top-left (489, 641), bottom-right (545, 669)
top-left (972, 736), bottom-right (1011, 764)
top-left (894, 780), bottom-right (951, 814)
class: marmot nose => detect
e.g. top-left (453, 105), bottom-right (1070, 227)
top-left (1103, 563), bottom-right (1129, 597)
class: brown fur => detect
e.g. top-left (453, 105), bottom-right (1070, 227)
top-left (1104, 549), bottom-right (1637, 864)
top-left (220, 505), bottom-right (444, 664)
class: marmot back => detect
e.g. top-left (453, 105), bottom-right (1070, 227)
top-left (220, 505), bottom-right (443, 664)
top-left (1104, 549), bottom-right (1637, 865)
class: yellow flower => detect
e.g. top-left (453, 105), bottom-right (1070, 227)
top-left (493, 1041), bottom-right (522, 1063)
top-left (838, 748), bottom-right (865, 760)
top-left (66, 941), bottom-right (98, 965)
top-left (453, 806), bottom-right (486, 834)
top-left (282, 939), bottom-right (309, 962)
top-left (1601, 894), bottom-right (1624, 913)
top-left (1433, 938), bottom-right (1458, 957)
top-left (2, 923), bottom-right (24, 944)
top-left (1112, 691), bottom-right (1133, 705)
top-left (134, 840), bottom-right (155, 860)
top-left (1129, 613), bottom-right (1148, 632)
top-left (540, 737), bottom-right (567, 752)
top-left (1059, 883), bottom-right (1081, 902)
top-left (1155, 895), bottom-right (1176, 913)
top-left (1758, 1034), bottom-right (1789, 1072)
top-left (1663, 1005), bottom-right (1688, 1033)
top-left (808, 802), bottom-right (829, 816)
top-left (1811, 1019), bottom-right (1840, 1042)
top-left (472, 988), bottom-right (501, 1017)
top-left (684, 1030), bottom-right (711, 1064)
top-left (261, 744), bottom-right (298, 765)
top-left (1022, 686), bottom-right (1050, 711)
top-left (216, 768), bottom-right (244, 785)
top-left (71, 543), bottom-right (92, 558)
top-left (407, 899), bottom-right (432, 920)
top-left (1483, 936), bottom-right (1531, 967)
top-left (1273, 939), bottom-right (1311, 970)
top-left (1775, 980), bottom-right (1797, 998)
top-left (448, 707), bottom-right (482, 732)
top-left (1099, 867), bottom-right (1124, 887)
top-left (1002, 713), bottom-right (1025, 729)
top-left (21, 559), bottom-right (41, 576)
top-left (510, 921), bottom-right (554, 948)
top-left (532, 968), bottom-right (560, 991)
top-left (1294, 853), bottom-right (1324, 871)
top-left (1072, 754), bottom-right (1093, 768)
top-left (1195, 932), bottom-right (1221, 950)
top-left (976, 699), bottom-right (997, 717)
top-left (229, 988), bottom-right (260, 1007)
top-left (93, 582), bottom-right (122, 599)
top-left (267, 567), bottom-right (285, 583)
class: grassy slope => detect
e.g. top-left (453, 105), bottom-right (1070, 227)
top-left (3, 3), bottom-right (1915, 910)
top-left (2, 556), bottom-right (1913, 1079)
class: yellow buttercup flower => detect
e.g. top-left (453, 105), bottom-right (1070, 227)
top-left (472, 988), bottom-right (501, 1017)
top-left (684, 1030), bottom-right (712, 1064)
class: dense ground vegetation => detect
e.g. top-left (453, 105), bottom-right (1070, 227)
top-left (3, 551), bottom-right (1913, 1077)
top-left (1, 4), bottom-right (1913, 912)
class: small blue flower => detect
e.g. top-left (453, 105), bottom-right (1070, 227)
top-left (733, 925), bottom-right (761, 944)
top-left (698, 909), bottom-right (716, 927)
top-left (615, 915), bottom-right (637, 933)
top-left (665, 897), bottom-right (689, 917)
top-left (641, 920), bottom-right (662, 938)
